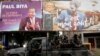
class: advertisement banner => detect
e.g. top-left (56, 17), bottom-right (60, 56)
top-left (43, 0), bottom-right (100, 31)
top-left (0, 1), bottom-right (42, 31)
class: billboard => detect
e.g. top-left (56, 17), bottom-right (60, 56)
top-left (0, 1), bottom-right (42, 31)
top-left (43, 0), bottom-right (100, 31)
top-left (0, 0), bottom-right (100, 31)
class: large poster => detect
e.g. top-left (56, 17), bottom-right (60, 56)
top-left (0, 1), bottom-right (42, 31)
top-left (0, 0), bottom-right (100, 31)
top-left (43, 0), bottom-right (100, 31)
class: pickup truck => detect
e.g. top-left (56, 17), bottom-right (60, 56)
top-left (5, 37), bottom-right (93, 56)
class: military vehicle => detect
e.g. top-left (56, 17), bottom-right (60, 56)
top-left (5, 36), bottom-right (93, 56)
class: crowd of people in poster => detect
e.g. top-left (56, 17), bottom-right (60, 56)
top-left (0, 0), bottom-right (100, 31)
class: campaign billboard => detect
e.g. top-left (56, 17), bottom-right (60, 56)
top-left (43, 0), bottom-right (100, 31)
top-left (0, 1), bottom-right (42, 31)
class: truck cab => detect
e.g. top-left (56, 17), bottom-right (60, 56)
top-left (26, 37), bottom-right (47, 56)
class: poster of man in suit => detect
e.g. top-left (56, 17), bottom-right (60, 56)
top-left (19, 8), bottom-right (41, 31)
top-left (0, 1), bottom-right (42, 31)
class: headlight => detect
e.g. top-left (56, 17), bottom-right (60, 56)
top-left (23, 44), bottom-right (27, 48)
top-left (23, 43), bottom-right (27, 48)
